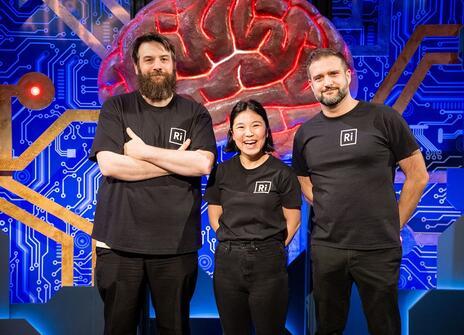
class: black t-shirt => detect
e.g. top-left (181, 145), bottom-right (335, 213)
top-left (292, 101), bottom-right (419, 250)
top-left (89, 91), bottom-right (217, 254)
top-left (204, 155), bottom-right (301, 242)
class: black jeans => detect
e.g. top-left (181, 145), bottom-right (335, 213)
top-left (213, 240), bottom-right (289, 335)
top-left (311, 245), bottom-right (402, 335)
top-left (95, 248), bottom-right (198, 335)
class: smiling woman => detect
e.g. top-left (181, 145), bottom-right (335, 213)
top-left (204, 100), bottom-right (302, 335)
top-left (227, 100), bottom-right (274, 168)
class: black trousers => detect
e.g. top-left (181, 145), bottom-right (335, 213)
top-left (95, 248), bottom-right (198, 335)
top-left (311, 245), bottom-right (402, 335)
top-left (213, 240), bottom-right (289, 335)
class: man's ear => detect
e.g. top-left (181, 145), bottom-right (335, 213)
top-left (346, 68), bottom-right (352, 85)
top-left (308, 79), bottom-right (316, 95)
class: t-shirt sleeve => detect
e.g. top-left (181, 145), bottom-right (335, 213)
top-left (383, 108), bottom-right (419, 162)
top-left (291, 128), bottom-right (309, 176)
top-left (278, 166), bottom-right (302, 208)
top-left (204, 165), bottom-right (221, 205)
top-left (89, 98), bottom-right (125, 162)
top-left (189, 105), bottom-right (217, 158)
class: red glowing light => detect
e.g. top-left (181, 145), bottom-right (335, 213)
top-left (30, 86), bottom-right (41, 96)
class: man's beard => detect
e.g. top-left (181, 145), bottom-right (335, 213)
top-left (137, 69), bottom-right (176, 101)
top-left (318, 86), bottom-right (348, 107)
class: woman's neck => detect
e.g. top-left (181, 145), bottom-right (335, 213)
top-left (239, 152), bottom-right (269, 170)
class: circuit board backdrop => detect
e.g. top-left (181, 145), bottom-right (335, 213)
top-left (0, 0), bottom-right (463, 305)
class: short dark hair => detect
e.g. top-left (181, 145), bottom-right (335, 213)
top-left (131, 32), bottom-right (176, 64)
top-left (225, 100), bottom-right (275, 153)
top-left (306, 48), bottom-right (350, 78)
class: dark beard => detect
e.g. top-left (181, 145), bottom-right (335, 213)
top-left (319, 87), bottom-right (347, 107)
top-left (137, 70), bottom-right (176, 101)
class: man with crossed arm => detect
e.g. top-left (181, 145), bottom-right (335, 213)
top-left (90, 33), bottom-right (216, 335)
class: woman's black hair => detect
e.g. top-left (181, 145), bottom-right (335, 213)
top-left (225, 99), bottom-right (275, 153)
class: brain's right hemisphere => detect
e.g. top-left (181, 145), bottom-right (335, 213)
top-left (99, 0), bottom-right (355, 157)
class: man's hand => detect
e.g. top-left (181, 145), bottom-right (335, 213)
top-left (123, 127), bottom-right (211, 176)
top-left (297, 176), bottom-right (313, 204)
top-left (177, 138), bottom-right (191, 151)
top-left (124, 128), bottom-right (147, 160)
top-left (124, 127), bottom-right (191, 160)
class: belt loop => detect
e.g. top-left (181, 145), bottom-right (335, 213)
top-left (251, 241), bottom-right (258, 251)
top-left (227, 240), bottom-right (231, 252)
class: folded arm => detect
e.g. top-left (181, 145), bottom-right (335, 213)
top-left (124, 128), bottom-right (214, 176)
top-left (96, 136), bottom-right (192, 181)
top-left (96, 151), bottom-right (171, 181)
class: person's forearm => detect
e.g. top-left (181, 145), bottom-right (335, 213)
top-left (138, 146), bottom-right (214, 177)
top-left (285, 222), bottom-right (300, 246)
top-left (208, 205), bottom-right (222, 232)
top-left (297, 176), bottom-right (313, 204)
top-left (397, 151), bottom-right (429, 229)
top-left (210, 218), bottom-right (220, 232)
top-left (302, 188), bottom-right (313, 204)
top-left (398, 177), bottom-right (428, 228)
top-left (97, 151), bottom-right (170, 181)
top-left (284, 208), bottom-right (301, 246)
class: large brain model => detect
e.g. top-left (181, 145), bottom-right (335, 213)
top-left (98, 0), bottom-right (355, 157)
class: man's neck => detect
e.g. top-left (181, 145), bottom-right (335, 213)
top-left (321, 95), bottom-right (359, 118)
top-left (141, 92), bottom-right (174, 107)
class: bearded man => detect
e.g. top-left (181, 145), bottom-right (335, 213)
top-left (292, 49), bottom-right (429, 335)
top-left (90, 33), bottom-right (217, 335)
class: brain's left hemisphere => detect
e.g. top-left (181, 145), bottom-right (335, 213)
top-left (99, 0), bottom-right (353, 158)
